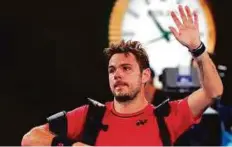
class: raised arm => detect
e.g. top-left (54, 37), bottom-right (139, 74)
top-left (169, 5), bottom-right (223, 117)
top-left (21, 105), bottom-right (90, 146)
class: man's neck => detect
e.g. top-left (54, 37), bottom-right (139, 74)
top-left (113, 93), bottom-right (148, 114)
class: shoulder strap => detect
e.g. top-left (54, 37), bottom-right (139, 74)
top-left (47, 111), bottom-right (76, 146)
top-left (47, 111), bottom-right (68, 137)
top-left (81, 98), bottom-right (107, 145)
top-left (153, 98), bottom-right (172, 146)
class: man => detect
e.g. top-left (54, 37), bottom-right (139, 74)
top-left (21, 5), bottom-right (223, 146)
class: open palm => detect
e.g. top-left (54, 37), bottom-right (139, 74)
top-left (169, 5), bottom-right (201, 50)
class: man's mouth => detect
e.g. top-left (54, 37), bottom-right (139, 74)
top-left (115, 85), bottom-right (125, 89)
top-left (114, 82), bottom-right (127, 88)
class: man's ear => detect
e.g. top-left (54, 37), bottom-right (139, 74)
top-left (142, 68), bottom-right (151, 84)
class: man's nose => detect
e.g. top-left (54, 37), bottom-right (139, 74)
top-left (114, 69), bottom-right (123, 79)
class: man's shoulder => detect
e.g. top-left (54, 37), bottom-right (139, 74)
top-left (67, 104), bottom-right (89, 117)
top-left (168, 97), bottom-right (188, 106)
top-left (69, 100), bottom-right (113, 115)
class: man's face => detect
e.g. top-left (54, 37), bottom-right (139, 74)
top-left (108, 53), bottom-right (144, 102)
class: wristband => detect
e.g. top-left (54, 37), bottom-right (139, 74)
top-left (51, 136), bottom-right (75, 146)
top-left (189, 42), bottom-right (206, 58)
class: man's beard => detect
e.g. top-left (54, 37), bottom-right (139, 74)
top-left (113, 86), bottom-right (140, 102)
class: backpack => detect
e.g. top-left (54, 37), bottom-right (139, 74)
top-left (47, 98), bottom-right (171, 146)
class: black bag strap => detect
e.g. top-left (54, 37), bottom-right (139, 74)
top-left (153, 98), bottom-right (172, 146)
top-left (81, 98), bottom-right (107, 145)
top-left (47, 111), bottom-right (68, 137)
top-left (46, 111), bottom-right (78, 146)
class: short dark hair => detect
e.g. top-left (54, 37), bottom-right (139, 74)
top-left (104, 40), bottom-right (150, 71)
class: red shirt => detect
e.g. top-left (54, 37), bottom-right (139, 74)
top-left (67, 98), bottom-right (201, 146)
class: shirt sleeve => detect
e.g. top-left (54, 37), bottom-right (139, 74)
top-left (66, 105), bottom-right (89, 140)
top-left (165, 97), bottom-right (202, 143)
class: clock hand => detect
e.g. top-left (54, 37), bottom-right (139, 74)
top-left (144, 32), bottom-right (173, 46)
top-left (148, 10), bottom-right (171, 42)
top-left (177, 0), bottom-right (183, 4)
top-left (144, 36), bottom-right (164, 46)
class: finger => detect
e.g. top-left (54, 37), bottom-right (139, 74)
top-left (178, 5), bottom-right (188, 24)
top-left (185, 5), bottom-right (193, 23)
top-left (171, 11), bottom-right (182, 29)
top-left (193, 10), bottom-right (199, 30)
top-left (169, 26), bottom-right (180, 40)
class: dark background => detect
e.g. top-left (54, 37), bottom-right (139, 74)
top-left (0, 0), bottom-right (231, 145)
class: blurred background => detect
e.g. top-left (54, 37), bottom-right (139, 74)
top-left (0, 0), bottom-right (232, 145)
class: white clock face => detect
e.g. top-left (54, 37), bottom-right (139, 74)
top-left (121, 0), bottom-right (214, 88)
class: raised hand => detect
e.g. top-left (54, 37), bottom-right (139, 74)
top-left (169, 5), bottom-right (201, 50)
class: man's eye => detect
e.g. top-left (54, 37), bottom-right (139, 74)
top-left (123, 66), bottom-right (131, 71)
top-left (108, 68), bottom-right (115, 73)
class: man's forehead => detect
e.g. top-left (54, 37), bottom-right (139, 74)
top-left (109, 53), bottom-right (136, 66)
